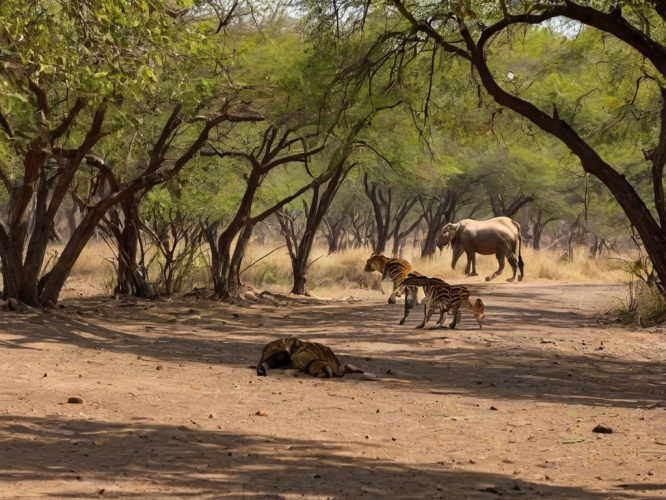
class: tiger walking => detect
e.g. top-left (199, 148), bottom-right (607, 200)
top-left (364, 254), bottom-right (416, 305)
top-left (402, 275), bottom-right (485, 329)
top-left (399, 272), bottom-right (449, 325)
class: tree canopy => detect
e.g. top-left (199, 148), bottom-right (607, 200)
top-left (1, 0), bottom-right (665, 304)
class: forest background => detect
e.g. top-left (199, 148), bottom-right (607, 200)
top-left (0, 0), bottom-right (665, 323)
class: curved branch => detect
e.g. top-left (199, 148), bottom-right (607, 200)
top-left (477, 4), bottom-right (666, 78)
top-left (51, 97), bottom-right (85, 141)
top-left (391, 0), bottom-right (471, 61)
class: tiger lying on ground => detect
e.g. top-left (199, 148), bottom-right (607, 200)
top-left (256, 337), bottom-right (363, 378)
top-left (364, 254), bottom-right (416, 304)
top-left (401, 274), bottom-right (485, 329)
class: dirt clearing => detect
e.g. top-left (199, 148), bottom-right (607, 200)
top-left (1, 281), bottom-right (665, 499)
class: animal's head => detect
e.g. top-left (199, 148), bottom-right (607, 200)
top-left (470, 298), bottom-right (485, 328)
top-left (436, 223), bottom-right (460, 251)
top-left (364, 254), bottom-right (387, 273)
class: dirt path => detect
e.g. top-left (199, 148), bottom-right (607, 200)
top-left (1, 282), bottom-right (665, 499)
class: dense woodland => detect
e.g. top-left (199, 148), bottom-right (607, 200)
top-left (0, 0), bottom-right (665, 310)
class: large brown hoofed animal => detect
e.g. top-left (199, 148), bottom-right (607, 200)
top-left (256, 337), bottom-right (363, 378)
top-left (437, 216), bottom-right (524, 282)
top-left (364, 254), bottom-right (416, 304)
top-left (402, 275), bottom-right (485, 329)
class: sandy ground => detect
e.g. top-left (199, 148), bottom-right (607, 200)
top-left (1, 279), bottom-right (665, 499)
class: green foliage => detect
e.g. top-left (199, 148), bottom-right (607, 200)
top-left (2, 1), bottom-right (155, 103)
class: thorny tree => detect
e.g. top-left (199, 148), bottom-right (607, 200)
top-left (363, 173), bottom-right (424, 256)
top-left (300, 0), bottom-right (666, 300)
top-left (0, 0), bottom-right (263, 306)
top-left (201, 125), bottom-right (327, 299)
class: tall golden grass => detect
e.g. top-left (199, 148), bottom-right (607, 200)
top-left (238, 243), bottom-right (631, 292)
top-left (65, 239), bottom-right (632, 294)
top-left (62, 239), bottom-right (666, 324)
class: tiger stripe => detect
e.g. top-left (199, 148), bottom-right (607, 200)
top-left (364, 254), bottom-right (414, 304)
top-left (402, 275), bottom-right (485, 329)
top-left (256, 338), bottom-right (363, 378)
top-left (400, 272), bottom-right (449, 325)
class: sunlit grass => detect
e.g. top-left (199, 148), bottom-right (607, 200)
top-left (238, 241), bottom-right (631, 292)
top-left (59, 238), bottom-right (661, 324)
top-left (64, 239), bottom-right (633, 296)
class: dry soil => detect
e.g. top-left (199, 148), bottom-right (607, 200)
top-left (1, 279), bottom-right (665, 499)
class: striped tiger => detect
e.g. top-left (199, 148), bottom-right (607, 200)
top-left (257, 337), bottom-right (363, 378)
top-left (364, 254), bottom-right (415, 304)
top-left (256, 337), bottom-right (305, 376)
top-left (400, 271), bottom-right (449, 325)
top-left (404, 275), bottom-right (485, 329)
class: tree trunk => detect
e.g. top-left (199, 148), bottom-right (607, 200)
top-left (202, 220), bottom-right (223, 293)
top-left (533, 212), bottom-right (544, 251)
top-left (101, 195), bottom-right (154, 298)
top-left (291, 232), bottom-right (313, 295)
top-left (209, 167), bottom-right (261, 299)
top-left (228, 222), bottom-right (254, 293)
top-left (419, 191), bottom-right (457, 258)
top-left (364, 174), bottom-right (390, 255)
top-left (390, 197), bottom-right (423, 257)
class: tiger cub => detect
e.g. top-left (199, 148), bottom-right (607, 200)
top-left (400, 273), bottom-right (449, 325)
top-left (364, 254), bottom-right (416, 304)
top-left (257, 338), bottom-right (363, 378)
top-left (404, 276), bottom-right (485, 329)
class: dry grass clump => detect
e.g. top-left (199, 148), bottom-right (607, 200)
top-left (618, 280), bottom-right (666, 326)
top-left (240, 242), bottom-right (628, 290)
top-left (64, 239), bottom-right (630, 294)
top-left (69, 242), bottom-right (115, 278)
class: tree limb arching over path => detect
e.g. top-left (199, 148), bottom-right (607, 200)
top-left (299, 0), bottom-right (666, 299)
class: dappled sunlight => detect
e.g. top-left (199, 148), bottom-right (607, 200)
top-left (3, 282), bottom-right (664, 498)
top-left (0, 414), bottom-right (653, 499)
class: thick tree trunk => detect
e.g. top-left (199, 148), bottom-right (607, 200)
top-left (364, 175), bottom-right (390, 255)
top-left (290, 233), bottom-right (313, 295)
top-left (419, 192), bottom-right (457, 258)
top-left (101, 196), bottom-right (154, 298)
top-left (209, 168), bottom-right (260, 298)
top-left (202, 220), bottom-right (223, 293)
top-left (228, 222), bottom-right (254, 293)
top-left (212, 226), bottom-right (239, 299)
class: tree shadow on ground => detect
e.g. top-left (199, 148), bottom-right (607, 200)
top-left (0, 414), bottom-right (651, 499)
top-left (1, 284), bottom-right (664, 411)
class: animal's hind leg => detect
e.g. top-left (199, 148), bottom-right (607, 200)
top-left (307, 361), bottom-right (335, 378)
top-left (399, 287), bottom-right (416, 325)
top-left (506, 254), bottom-right (519, 282)
top-left (435, 306), bottom-right (448, 327)
top-left (416, 301), bottom-right (435, 329)
top-left (465, 251), bottom-right (478, 277)
top-left (487, 254), bottom-right (506, 281)
top-left (448, 307), bottom-right (462, 329)
top-left (388, 283), bottom-right (403, 304)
